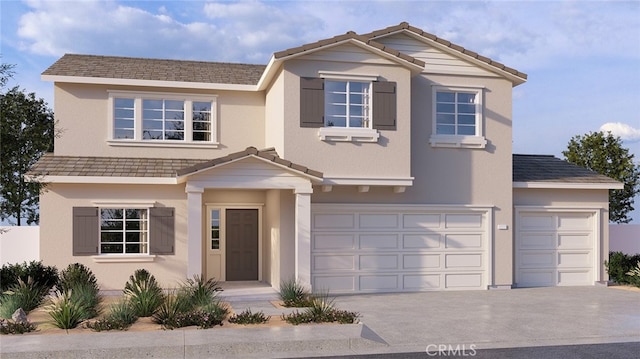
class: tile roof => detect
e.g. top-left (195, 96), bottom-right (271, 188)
top-left (42, 54), bottom-right (266, 85)
top-left (28, 147), bottom-right (323, 179)
top-left (513, 154), bottom-right (621, 184)
top-left (364, 22), bottom-right (527, 80)
top-left (274, 31), bottom-right (426, 68)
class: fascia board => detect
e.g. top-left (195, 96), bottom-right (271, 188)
top-left (513, 181), bottom-right (624, 190)
top-left (41, 75), bottom-right (258, 91)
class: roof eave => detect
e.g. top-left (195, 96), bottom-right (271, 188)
top-left (513, 181), bottom-right (624, 190)
top-left (24, 174), bottom-right (177, 185)
top-left (41, 75), bottom-right (258, 92)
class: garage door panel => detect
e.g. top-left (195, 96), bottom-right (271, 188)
top-left (403, 274), bottom-right (441, 289)
top-left (520, 214), bottom-right (555, 230)
top-left (403, 214), bottom-right (441, 228)
top-left (519, 233), bottom-right (555, 249)
top-left (557, 214), bottom-right (591, 230)
top-left (359, 255), bottom-right (398, 270)
top-left (314, 276), bottom-right (355, 291)
top-left (445, 214), bottom-right (483, 228)
top-left (360, 275), bottom-right (399, 291)
top-left (558, 270), bottom-right (591, 286)
top-left (445, 273), bottom-right (483, 288)
top-left (446, 253), bottom-right (482, 268)
top-left (314, 255), bottom-right (354, 271)
top-left (557, 252), bottom-right (591, 267)
top-left (445, 234), bottom-right (483, 249)
top-left (314, 214), bottom-right (355, 229)
top-left (360, 234), bottom-right (398, 249)
top-left (558, 234), bottom-right (592, 249)
top-left (403, 234), bottom-right (441, 248)
top-left (360, 214), bottom-right (399, 228)
top-left (403, 254), bottom-right (441, 269)
top-left (519, 251), bottom-right (555, 267)
top-left (519, 269), bottom-right (555, 287)
top-left (313, 234), bottom-right (354, 250)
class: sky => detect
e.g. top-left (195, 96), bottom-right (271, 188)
top-left (1, 0), bottom-right (639, 221)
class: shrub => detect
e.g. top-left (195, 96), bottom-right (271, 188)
top-left (281, 291), bottom-right (359, 325)
top-left (181, 275), bottom-right (222, 308)
top-left (44, 289), bottom-right (87, 331)
top-left (86, 299), bottom-right (138, 332)
top-left (279, 279), bottom-right (312, 307)
top-left (124, 269), bottom-right (164, 317)
top-left (152, 290), bottom-right (192, 328)
top-left (606, 252), bottom-right (640, 284)
top-left (228, 308), bottom-right (270, 325)
top-left (0, 277), bottom-right (48, 318)
top-left (59, 263), bottom-right (98, 291)
top-left (0, 261), bottom-right (58, 293)
top-left (626, 261), bottom-right (640, 287)
top-left (0, 318), bottom-right (37, 335)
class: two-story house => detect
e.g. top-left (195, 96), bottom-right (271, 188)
top-left (30, 22), bottom-right (622, 292)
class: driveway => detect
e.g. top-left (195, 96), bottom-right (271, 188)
top-left (332, 286), bottom-right (640, 355)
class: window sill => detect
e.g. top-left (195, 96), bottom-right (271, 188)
top-left (429, 135), bottom-right (487, 149)
top-left (318, 127), bottom-right (380, 142)
top-left (92, 255), bottom-right (156, 263)
top-left (108, 140), bottom-right (220, 149)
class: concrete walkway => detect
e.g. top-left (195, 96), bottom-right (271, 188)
top-left (1, 286), bottom-right (638, 358)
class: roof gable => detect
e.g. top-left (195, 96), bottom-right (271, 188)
top-left (364, 22), bottom-right (527, 85)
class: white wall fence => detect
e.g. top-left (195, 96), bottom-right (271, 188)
top-left (0, 226), bottom-right (40, 265)
top-left (0, 224), bottom-right (638, 266)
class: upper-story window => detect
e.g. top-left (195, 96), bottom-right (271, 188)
top-left (324, 80), bottom-right (371, 128)
top-left (430, 86), bottom-right (486, 149)
top-left (300, 74), bottom-right (396, 142)
top-left (109, 91), bottom-right (217, 147)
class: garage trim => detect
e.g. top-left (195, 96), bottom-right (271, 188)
top-left (515, 206), bottom-right (603, 286)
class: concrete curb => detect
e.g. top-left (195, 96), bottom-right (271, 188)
top-left (0, 323), bottom-right (387, 359)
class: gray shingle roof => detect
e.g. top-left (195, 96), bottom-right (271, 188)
top-left (42, 54), bottom-right (266, 85)
top-left (513, 154), bottom-right (621, 184)
top-left (28, 147), bottom-right (323, 179)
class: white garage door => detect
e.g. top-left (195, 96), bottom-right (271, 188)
top-left (516, 211), bottom-right (596, 287)
top-left (311, 204), bottom-right (490, 293)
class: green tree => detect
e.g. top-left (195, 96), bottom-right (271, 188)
top-left (0, 65), bottom-right (55, 225)
top-left (563, 131), bottom-right (640, 223)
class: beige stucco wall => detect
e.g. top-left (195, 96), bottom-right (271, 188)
top-left (513, 188), bottom-right (611, 281)
top-left (52, 83), bottom-right (265, 159)
top-left (264, 68), bottom-right (285, 155)
top-left (278, 57), bottom-right (413, 179)
top-left (264, 189), bottom-right (296, 289)
top-left (39, 183), bottom-right (189, 290)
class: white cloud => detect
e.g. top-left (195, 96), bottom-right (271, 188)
top-left (600, 122), bottom-right (640, 142)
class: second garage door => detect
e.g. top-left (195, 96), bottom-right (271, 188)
top-left (516, 210), bottom-right (596, 287)
top-left (311, 204), bottom-right (491, 293)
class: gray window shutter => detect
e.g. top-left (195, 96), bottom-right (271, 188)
top-left (372, 81), bottom-right (397, 130)
top-left (300, 77), bottom-right (325, 128)
top-left (73, 207), bottom-right (99, 256)
top-left (150, 207), bottom-right (175, 255)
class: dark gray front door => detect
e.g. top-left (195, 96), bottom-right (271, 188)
top-left (225, 209), bottom-right (258, 281)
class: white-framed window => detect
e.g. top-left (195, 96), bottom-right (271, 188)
top-left (325, 80), bottom-right (372, 129)
top-left (108, 91), bottom-right (217, 147)
top-left (99, 208), bottom-right (148, 254)
top-left (430, 86), bottom-right (486, 149)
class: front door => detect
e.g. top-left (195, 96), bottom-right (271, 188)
top-left (225, 209), bottom-right (259, 281)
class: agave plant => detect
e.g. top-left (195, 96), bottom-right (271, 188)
top-left (279, 279), bottom-right (312, 307)
top-left (181, 275), bottom-right (222, 308)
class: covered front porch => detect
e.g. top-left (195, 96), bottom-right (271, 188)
top-left (179, 147), bottom-right (323, 291)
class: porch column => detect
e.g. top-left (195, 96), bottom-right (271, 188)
top-left (186, 185), bottom-right (204, 279)
top-left (294, 190), bottom-right (312, 289)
